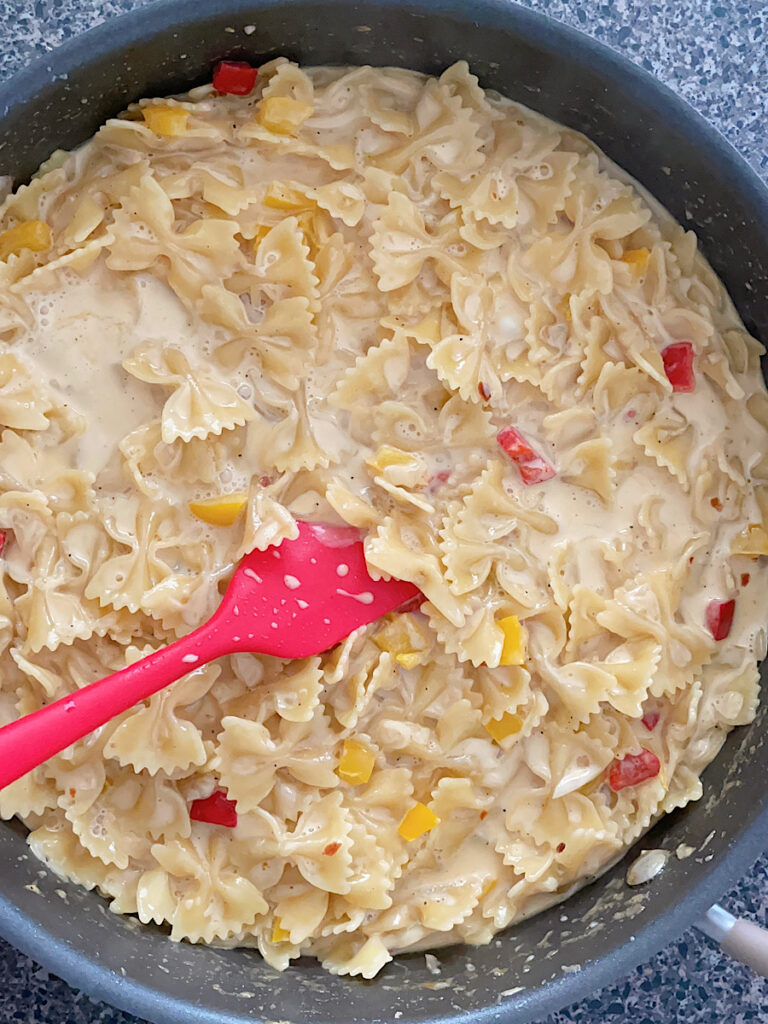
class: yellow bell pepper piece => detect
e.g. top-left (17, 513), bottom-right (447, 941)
top-left (366, 446), bottom-right (420, 474)
top-left (143, 105), bottom-right (190, 137)
top-left (271, 919), bottom-right (291, 943)
top-left (263, 181), bottom-right (313, 211)
top-left (0, 219), bottom-right (51, 261)
top-left (189, 493), bottom-right (248, 527)
top-left (337, 738), bottom-right (376, 786)
top-left (484, 712), bottom-right (523, 744)
top-left (621, 248), bottom-right (650, 274)
top-left (395, 651), bottom-right (421, 670)
top-left (731, 522), bottom-right (768, 558)
top-left (398, 802), bottom-right (439, 842)
top-left (373, 615), bottom-right (423, 658)
top-left (257, 97), bottom-right (314, 135)
top-left (497, 615), bottom-right (526, 666)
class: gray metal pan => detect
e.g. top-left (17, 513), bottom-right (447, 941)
top-left (0, 2), bottom-right (766, 1021)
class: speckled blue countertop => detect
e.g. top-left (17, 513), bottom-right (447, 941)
top-left (0, 1), bottom-right (766, 1022)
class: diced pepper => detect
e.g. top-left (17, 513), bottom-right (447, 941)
top-left (366, 445), bottom-right (419, 474)
top-left (189, 790), bottom-right (238, 827)
top-left (484, 712), bottom-right (523, 744)
top-left (641, 711), bottom-right (660, 731)
top-left (731, 523), bottom-right (768, 558)
top-left (323, 841), bottom-right (342, 856)
top-left (373, 619), bottom-right (414, 655)
top-left (661, 342), bottom-right (695, 393)
top-left (706, 598), bottom-right (735, 641)
top-left (398, 802), bottom-right (439, 842)
top-left (337, 738), bottom-right (376, 786)
top-left (497, 615), bottom-right (526, 666)
top-left (478, 381), bottom-right (491, 402)
top-left (373, 615), bottom-right (426, 665)
top-left (741, 572), bottom-right (751, 587)
top-left (257, 96), bottom-right (314, 135)
top-left (395, 651), bottom-right (421, 669)
top-left (271, 918), bottom-right (291, 943)
top-left (0, 220), bottom-right (51, 261)
top-left (608, 749), bottom-right (661, 792)
top-left (621, 248), bottom-right (650, 274)
top-left (263, 181), bottom-right (312, 211)
top-left (212, 60), bottom-right (258, 96)
top-left (496, 426), bottom-right (556, 485)
top-left (143, 105), bottom-right (190, 137)
top-left (189, 492), bottom-right (248, 526)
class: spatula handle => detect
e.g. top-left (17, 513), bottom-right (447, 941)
top-left (0, 620), bottom-right (230, 791)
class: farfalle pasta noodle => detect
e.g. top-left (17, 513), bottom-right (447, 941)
top-left (0, 58), bottom-right (766, 978)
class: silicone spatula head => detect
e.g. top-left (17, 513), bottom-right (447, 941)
top-left (206, 521), bottom-right (421, 658)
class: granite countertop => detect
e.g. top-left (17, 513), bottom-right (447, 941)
top-left (0, 0), bottom-right (766, 1021)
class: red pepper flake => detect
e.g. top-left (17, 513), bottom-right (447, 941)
top-left (706, 598), bottom-right (735, 641)
top-left (259, 475), bottom-right (272, 487)
top-left (556, 842), bottom-right (566, 853)
top-left (741, 572), bottom-right (751, 587)
top-left (688, 556), bottom-right (694, 564)
top-left (428, 469), bottom-right (452, 491)
top-left (710, 497), bottom-right (723, 511)
top-left (323, 841), bottom-right (342, 856)
top-left (478, 381), bottom-right (491, 402)
top-left (641, 711), bottom-right (660, 732)
top-left (68, 787), bottom-right (76, 798)
top-left (190, 790), bottom-right (238, 828)
top-left (496, 426), bottom-right (556, 486)
top-left (479, 810), bottom-right (488, 820)
top-left (661, 342), bottom-right (695, 393)
top-left (625, 409), bottom-right (637, 420)
top-left (608, 749), bottom-right (661, 791)
top-left (212, 60), bottom-right (259, 96)
top-left (0, 530), bottom-right (5, 555)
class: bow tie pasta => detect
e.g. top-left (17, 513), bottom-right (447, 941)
top-left (0, 57), bottom-right (766, 979)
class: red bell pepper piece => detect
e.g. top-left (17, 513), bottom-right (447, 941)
top-left (212, 61), bottom-right (259, 96)
top-left (608, 749), bottom-right (661, 791)
top-left (496, 426), bottom-right (556, 485)
top-left (641, 711), bottom-right (660, 732)
top-left (661, 342), bottom-right (695, 393)
top-left (706, 598), bottom-right (735, 641)
top-left (190, 789), bottom-right (238, 827)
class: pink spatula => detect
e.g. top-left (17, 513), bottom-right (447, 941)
top-left (0, 521), bottom-right (419, 791)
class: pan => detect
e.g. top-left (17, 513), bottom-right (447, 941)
top-left (0, 2), bottom-right (766, 1021)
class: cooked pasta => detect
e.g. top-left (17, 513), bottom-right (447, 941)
top-left (0, 58), bottom-right (766, 979)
